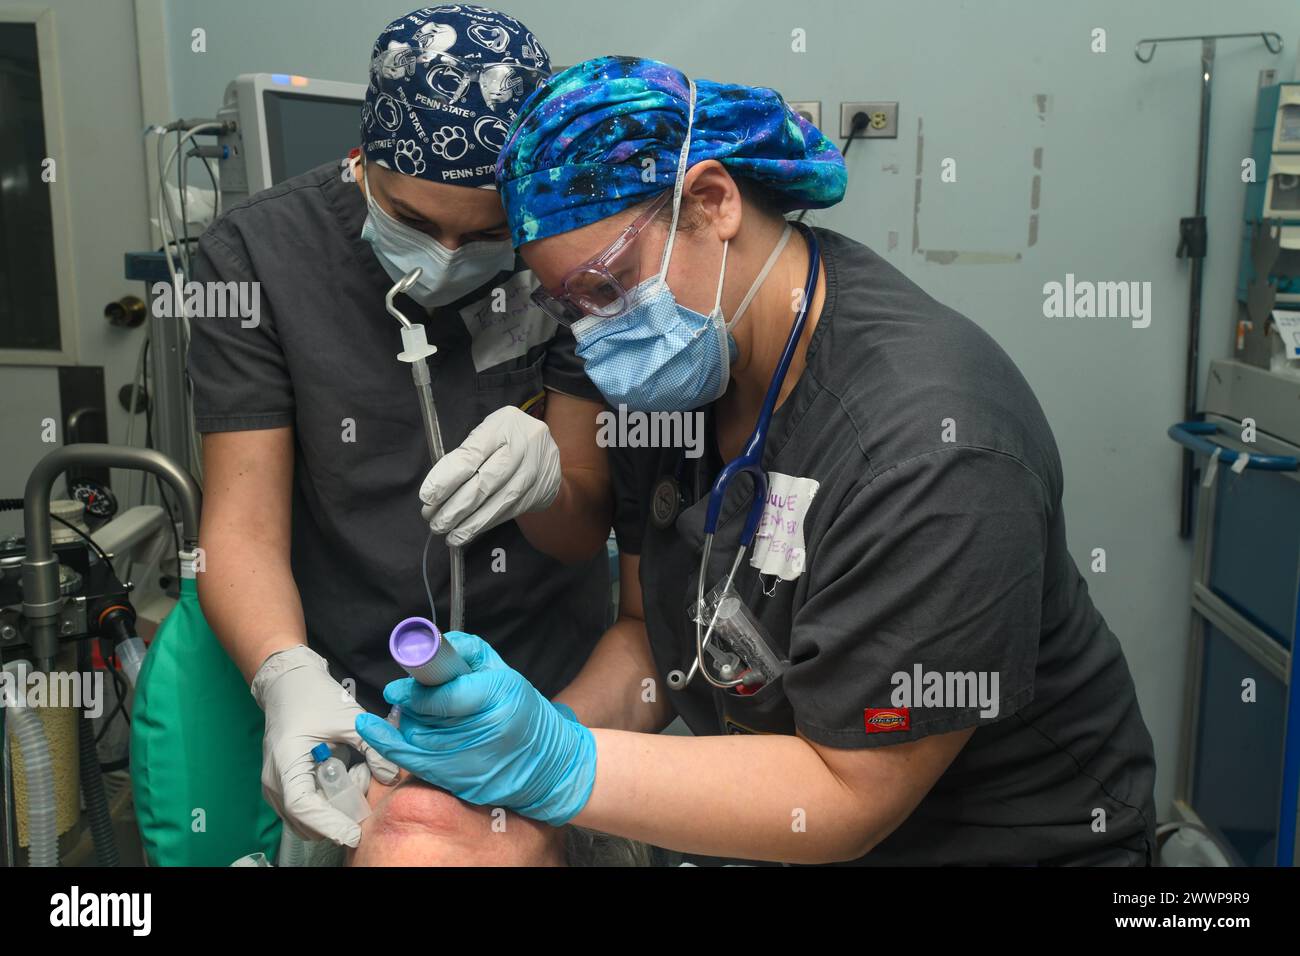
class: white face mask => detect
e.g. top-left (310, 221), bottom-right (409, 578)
top-left (358, 159), bottom-right (516, 308)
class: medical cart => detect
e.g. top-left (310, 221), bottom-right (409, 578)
top-left (1168, 359), bottom-right (1300, 865)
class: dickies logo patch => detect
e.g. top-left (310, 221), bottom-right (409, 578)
top-left (864, 708), bottom-right (910, 734)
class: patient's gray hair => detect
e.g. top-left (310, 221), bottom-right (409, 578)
top-left (564, 825), bottom-right (652, 867)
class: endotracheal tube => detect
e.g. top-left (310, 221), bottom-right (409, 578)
top-left (388, 268), bottom-right (465, 633)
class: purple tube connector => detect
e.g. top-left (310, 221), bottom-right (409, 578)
top-left (389, 616), bottom-right (470, 686)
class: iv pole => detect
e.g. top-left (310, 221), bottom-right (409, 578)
top-left (1134, 31), bottom-right (1282, 538)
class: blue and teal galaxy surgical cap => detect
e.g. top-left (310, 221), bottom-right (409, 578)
top-left (362, 5), bottom-right (550, 188)
top-left (496, 55), bottom-right (847, 246)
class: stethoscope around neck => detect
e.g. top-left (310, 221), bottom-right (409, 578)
top-left (666, 220), bottom-right (821, 692)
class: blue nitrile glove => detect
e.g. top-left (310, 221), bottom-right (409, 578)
top-left (552, 701), bottom-right (580, 723)
top-left (355, 632), bottom-right (597, 826)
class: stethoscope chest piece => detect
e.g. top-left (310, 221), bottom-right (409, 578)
top-left (650, 475), bottom-right (686, 530)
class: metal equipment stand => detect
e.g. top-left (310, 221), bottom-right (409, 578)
top-left (1135, 31), bottom-right (1283, 537)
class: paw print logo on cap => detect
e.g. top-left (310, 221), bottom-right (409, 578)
top-left (394, 139), bottom-right (427, 175)
top-left (430, 126), bottom-right (470, 162)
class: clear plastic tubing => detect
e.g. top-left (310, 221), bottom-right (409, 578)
top-left (2, 661), bottom-right (57, 867)
top-left (276, 827), bottom-right (308, 868)
top-left (115, 636), bottom-right (147, 688)
top-left (394, 307), bottom-right (465, 635)
top-left (412, 363), bottom-right (465, 633)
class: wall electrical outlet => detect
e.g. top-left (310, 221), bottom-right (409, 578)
top-left (788, 101), bottom-right (822, 131)
top-left (840, 101), bottom-right (899, 139)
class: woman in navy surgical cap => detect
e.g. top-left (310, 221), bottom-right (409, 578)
top-left (188, 8), bottom-right (620, 851)
top-left (358, 56), bottom-right (1157, 867)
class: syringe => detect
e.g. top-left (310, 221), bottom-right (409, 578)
top-left (388, 268), bottom-right (466, 633)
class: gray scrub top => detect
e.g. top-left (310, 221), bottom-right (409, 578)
top-left (187, 160), bottom-right (608, 712)
top-left (613, 228), bottom-right (1157, 866)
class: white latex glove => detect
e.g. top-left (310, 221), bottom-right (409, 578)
top-left (420, 405), bottom-right (562, 546)
top-left (250, 645), bottom-right (398, 848)
top-left (347, 761), bottom-right (372, 794)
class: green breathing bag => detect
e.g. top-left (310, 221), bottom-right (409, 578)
top-left (130, 576), bottom-right (281, 865)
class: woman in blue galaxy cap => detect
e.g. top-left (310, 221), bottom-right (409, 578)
top-left (358, 56), bottom-right (1157, 867)
top-left (497, 55), bottom-right (846, 412)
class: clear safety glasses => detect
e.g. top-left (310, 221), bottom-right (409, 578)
top-left (530, 190), bottom-right (673, 327)
top-left (370, 45), bottom-right (547, 113)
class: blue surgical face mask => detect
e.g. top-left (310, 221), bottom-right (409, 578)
top-left (569, 81), bottom-right (791, 412)
top-left (358, 159), bottom-right (515, 309)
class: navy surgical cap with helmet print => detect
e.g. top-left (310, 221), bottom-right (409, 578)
top-left (361, 5), bottom-right (550, 189)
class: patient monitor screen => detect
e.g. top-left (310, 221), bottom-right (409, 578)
top-left (262, 91), bottom-right (360, 184)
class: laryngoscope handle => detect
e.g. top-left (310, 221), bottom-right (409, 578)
top-left (389, 617), bottom-right (470, 686)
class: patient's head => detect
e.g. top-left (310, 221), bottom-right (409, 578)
top-left (348, 770), bottom-right (562, 866)
top-left (347, 771), bottom-right (648, 867)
